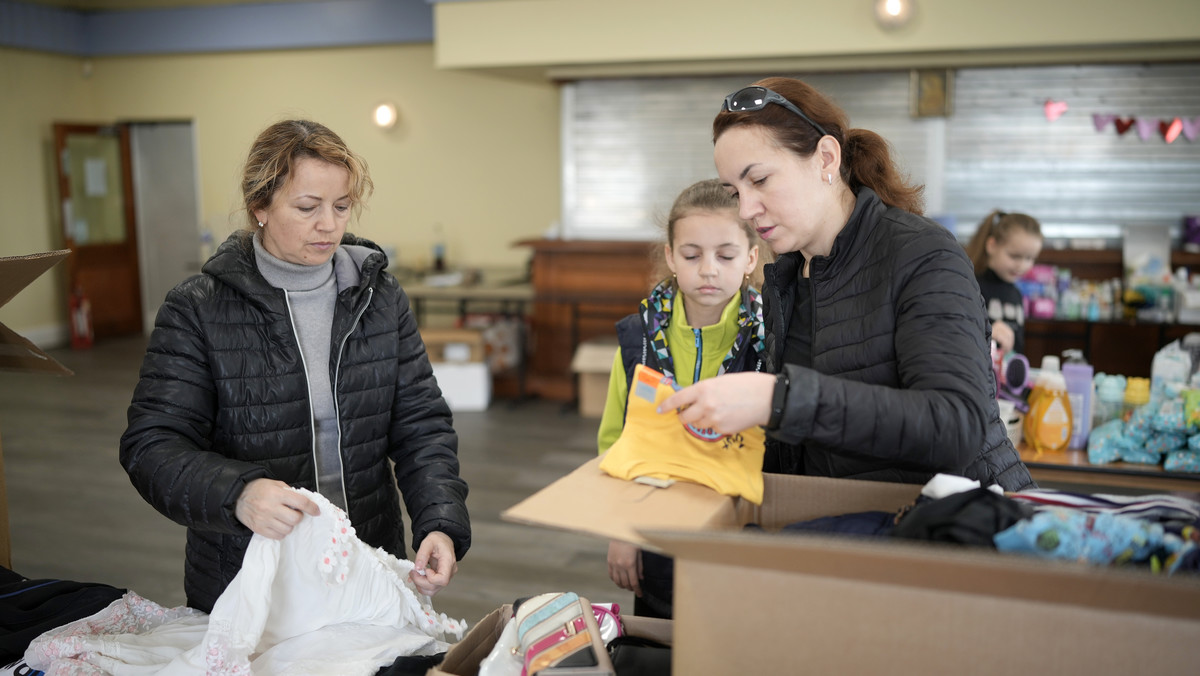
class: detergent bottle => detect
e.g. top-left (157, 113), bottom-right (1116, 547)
top-left (1023, 355), bottom-right (1057, 444)
top-left (1024, 357), bottom-right (1073, 453)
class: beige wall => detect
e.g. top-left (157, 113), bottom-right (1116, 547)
top-left (0, 44), bottom-right (560, 337)
top-left (0, 48), bottom-right (94, 332)
top-left (436, 0), bottom-right (1200, 73)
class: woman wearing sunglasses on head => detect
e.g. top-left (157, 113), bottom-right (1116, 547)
top-left (658, 77), bottom-right (1035, 491)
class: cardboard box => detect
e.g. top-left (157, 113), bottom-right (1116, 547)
top-left (421, 328), bottom-right (490, 412)
top-left (0, 250), bottom-right (73, 569)
top-left (421, 328), bottom-right (486, 364)
top-left (429, 603), bottom-right (671, 676)
top-left (570, 339), bottom-right (617, 418)
top-left (503, 456), bottom-right (1200, 674)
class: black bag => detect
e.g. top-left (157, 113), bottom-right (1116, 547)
top-left (607, 634), bottom-right (671, 676)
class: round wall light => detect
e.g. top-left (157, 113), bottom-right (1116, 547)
top-left (372, 102), bottom-right (398, 129)
top-left (875, 0), bottom-right (915, 29)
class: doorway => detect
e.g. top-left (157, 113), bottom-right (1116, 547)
top-left (52, 121), bottom-right (200, 340)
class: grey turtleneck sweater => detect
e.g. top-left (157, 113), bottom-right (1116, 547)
top-left (252, 234), bottom-right (348, 511)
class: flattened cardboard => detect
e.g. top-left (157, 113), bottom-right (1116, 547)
top-left (506, 457), bottom-right (1200, 674)
top-left (0, 250), bottom-right (72, 569)
top-left (501, 455), bottom-right (735, 551)
top-left (0, 250), bottom-right (72, 376)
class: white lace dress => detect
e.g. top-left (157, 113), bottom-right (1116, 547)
top-left (25, 489), bottom-right (466, 675)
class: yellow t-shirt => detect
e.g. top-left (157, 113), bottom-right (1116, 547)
top-left (598, 364), bottom-right (766, 504)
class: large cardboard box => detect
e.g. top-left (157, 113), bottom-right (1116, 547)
top-left (0, 251), bottom-right (73, 569)
top-left (429, 603), bottom-right (671, 676)
top-left (502, 456), bottom-right (1200, 674)
top-left (570, 339), bottom-right (617, 418)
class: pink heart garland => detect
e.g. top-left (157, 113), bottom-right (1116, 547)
top-left (1182, 116), bottom-right (1200, 142)
top-left (1044, 99), bottom-right (1069, 122)
top-left (1161, 118), bottom-right (1183, 144)
top-left (1115, 118), bottom-right (1135, 135)
top-left (1092, 114), bottom-right (1117, 132)
top-left (1135, 117), bottom-right (1159, 141)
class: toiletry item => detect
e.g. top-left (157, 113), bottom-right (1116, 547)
top-left (1062, 360), bottom-right (1094, 450)
top-left (1025, 366), bottom-right (1073, 454)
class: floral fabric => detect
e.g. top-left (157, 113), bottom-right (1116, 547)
top-left (26, 489), bottom-right (465, 675)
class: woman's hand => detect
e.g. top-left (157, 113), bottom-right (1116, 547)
top-left (607, 540), bottom-right (642, 596)
top-left (657, 372), bottom-right (775, 435)
top-left (410, 531), bottom-right (458, 596)
top-left (235, 478), bottom-right (320, 539)
top-left (991, 320), bottom-right (1015, 355)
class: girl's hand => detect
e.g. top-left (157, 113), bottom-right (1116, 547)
top-left (658, 372), bottom-right (775, 435)
top-left (992, 320), bottom-right (1015, 354)
top-left (235, 478), bottom-right (320, 540)
top-left (410, 531), bottom-right (458, 596)
top-left (607, 540), bottom-right (642, 596)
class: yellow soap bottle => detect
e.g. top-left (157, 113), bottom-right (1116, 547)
top-left (1025, 359), bottom-right (1073, 453)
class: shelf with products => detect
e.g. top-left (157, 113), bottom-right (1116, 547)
top-left (1017, 248), bottom-right (1200, 377)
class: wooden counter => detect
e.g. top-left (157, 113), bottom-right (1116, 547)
top-left (1018, 443), bottom-right (1200, 493)
top-left (516, 239), bottom-right (656, 401)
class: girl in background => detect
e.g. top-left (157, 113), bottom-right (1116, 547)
top-left (597, 178), bottom-right (767, 619)
top-left (965, 210), bottom-right (1044, 355)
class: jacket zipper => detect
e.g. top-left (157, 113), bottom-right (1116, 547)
top-left (331, 286), bottom-right (374, 509)
top-left (693, 328), bottom-right (702, 384)
top-left (280, 291), bottom-right (325, 499)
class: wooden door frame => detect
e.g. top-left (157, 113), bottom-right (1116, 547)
top-left (53, 122), bottom-right (143, 338)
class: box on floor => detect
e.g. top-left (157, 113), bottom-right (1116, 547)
top-left (420, 328), bottom-right (490, 412)
top-left (571, 339), bottom-right (617, 418)
top-left (502, 456), bottom-right (1200, 675)
top-left (428, 603), bottom-right (671, 676)
top-left (0, 251), bottom-right (73, 569)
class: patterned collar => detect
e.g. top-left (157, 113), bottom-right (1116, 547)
top-left (639, 280), bottom-right (765, 381)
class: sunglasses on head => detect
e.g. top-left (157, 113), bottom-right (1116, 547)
top-left (721, 86), bottom-right (829, 138)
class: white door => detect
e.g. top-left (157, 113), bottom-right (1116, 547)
top-left (130, 122), bottom-right (202, 333)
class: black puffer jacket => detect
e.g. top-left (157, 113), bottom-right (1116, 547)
top-left (763, 188), bottom-right (1034, 491)
top-left (120, 231), bottom-right (471, 612)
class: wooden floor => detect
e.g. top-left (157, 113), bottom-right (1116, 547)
top-left (0, 335), bottom-right (623, 627)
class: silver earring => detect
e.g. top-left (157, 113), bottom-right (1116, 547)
top-left (826, 173), bottom-right (833, 186)
top-left (257, 221), bottom-right (264, 228)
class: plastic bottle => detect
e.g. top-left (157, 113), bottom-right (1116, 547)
top-left (1092, 373), bottom-right (1126, 428)
top-left (1061, 359), bottom-right (1094, 450)
top-left (1024, 362), bottom-right (1073, 453)
top-left (432, 223), bottom-right (447, 272)
top-left (1023, 355), bottom-right (1059, 446)
top-left (1122, 377), bottom-right (1150, 421)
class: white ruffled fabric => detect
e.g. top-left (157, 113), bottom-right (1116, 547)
top-left (26, 488), bottom-right (466, 675)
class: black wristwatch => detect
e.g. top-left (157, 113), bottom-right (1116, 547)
top-left (767, 371), bottom-right (789, 430)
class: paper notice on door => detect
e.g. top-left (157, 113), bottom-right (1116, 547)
top-left (84, 157), bottom-right (108, 197)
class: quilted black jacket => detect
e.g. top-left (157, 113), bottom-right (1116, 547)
top-left (763, 188), bottom-right (1034, 491)
top-left (120, 231), bottom-right (471, 612)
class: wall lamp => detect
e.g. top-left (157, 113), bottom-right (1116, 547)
top-left (875, 0), bottom-right (916, 29)
top-left (372, 102), bottom-right (398, 130)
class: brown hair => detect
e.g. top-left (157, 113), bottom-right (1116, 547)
top-left (712, 76), bottom-right (924, 215)
top-left (964, 210), bottom-right (1044, 275)
top-left (651, 179), bottom-right (770, 292)
top-left (240, 120), bottom-right (374, 231)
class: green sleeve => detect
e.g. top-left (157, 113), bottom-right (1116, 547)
top-left (597, 348), bottom-right (628, 454)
